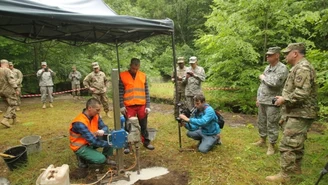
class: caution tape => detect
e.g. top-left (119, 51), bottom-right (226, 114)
top-left (152, 84), bottom-right (238, 91)
top-left (21, 87), bottom-right (88, 98)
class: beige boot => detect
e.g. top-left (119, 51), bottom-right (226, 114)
top-left (12, 118), bottom-right (19, 125)
top-left (1, 118), bottom-right (11, 128)
top-left (42, 103), bottom-right (46, 109)
top-left (251, 137), bottom-right (266, 147)
top-left (105, 111), bottom-right (111, 118)
top-left (49, 103), bottom-right (54, 108)
top-left (16, 107), bottom-right (20, 111)
top-left (266, 172), bottom-right (290, 183)
top-left (266, 143), bottom-right (275, 155)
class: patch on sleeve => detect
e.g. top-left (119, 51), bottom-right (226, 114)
top-left (295, 76), bottom-right (303, 83)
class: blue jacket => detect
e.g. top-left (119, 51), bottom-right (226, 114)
top-left (184, 104), bottom-right (220, 135)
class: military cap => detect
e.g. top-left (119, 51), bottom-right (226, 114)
top-left (93, 65), bottom-right (100, 69)
top-left (266, 47), bottom-right (281, 55)
top-left (8, 62), bottom-right (13, 66)
top-left (1, 59), bottom-right (8, 64)
top-left (41, 61), bottom-right (47, 66)
top-left (177, 57), bottom-right (185, 63)
top-left (282, 43), bottom-right (306, 53)
top-left (92, 62), bottom-right (98, 66)
top-left (189, 56), bottom-right (197, 64)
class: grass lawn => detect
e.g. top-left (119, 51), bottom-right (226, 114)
top-left (0, 82), bottom-right (327, 185)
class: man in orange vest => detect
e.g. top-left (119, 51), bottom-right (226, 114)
top-left (69, 98), bottom-right (115, 169)
top-left (119, 58), bottom-right (154, 151)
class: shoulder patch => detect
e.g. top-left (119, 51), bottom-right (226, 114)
top-left (295, 76), bottom-right (303, 83)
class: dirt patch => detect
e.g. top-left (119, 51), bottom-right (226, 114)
top-left (134, 170), bottom-right (188, 185)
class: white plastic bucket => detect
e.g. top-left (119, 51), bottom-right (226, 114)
top-left (20, 135), bottom-right (41, 154)
top-left (147, 128), bottom-right (158, 141)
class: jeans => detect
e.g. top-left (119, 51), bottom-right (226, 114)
top-left (187, 129), bottom-right (218, 153)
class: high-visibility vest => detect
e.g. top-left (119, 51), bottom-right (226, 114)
top-left (120, 71), bottom-right (146, 106)
top-left (69, 113), bottom-right (99, 152)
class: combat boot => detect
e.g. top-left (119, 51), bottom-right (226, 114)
top-left (266, 172), bottom-right (290, 183)
top-left (16, 107), bottom-right (20, 111)
top-left (251, 137), bottom-right (266, 147)
top-left (42, 103), bottom-right (46, 109)
top-left (12, 118), bottom-right (19, 125)
top-left (49, 103), bottom-right (54, 108)
top-left (105, 111), bottom-right (111, 118)
top-left (1, 118), bottom-right (11, 128)
top-left (266, 143), bottom-right (275, 155)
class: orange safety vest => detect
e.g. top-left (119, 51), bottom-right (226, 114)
top-left (69, 113), bottom-right (99, 152)
top-left (120, 71), bottom-right (146, 106)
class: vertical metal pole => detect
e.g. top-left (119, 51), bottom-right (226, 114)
top-left (112, 40), bottom-right (124, 172)
top-left (171, 33), bottom-right (182, 149)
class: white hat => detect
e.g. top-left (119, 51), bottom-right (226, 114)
top-left (189, 56), bottom-right (197, 63)
top-left (41, 62), bottom-right (47, 66)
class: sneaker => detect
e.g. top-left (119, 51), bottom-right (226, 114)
top-left (216, 139), bottom-right (222, 145)
top-left (143, 143), bottom-right (155, 150)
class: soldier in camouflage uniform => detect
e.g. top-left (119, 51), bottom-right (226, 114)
top-left (172, 57), bottom-right (187, 115)
top-left (266, 43), bottom-right (318, 183)
top-left (252, 47), bottom-right (288, 155)
top-left (68, 65), bottom-right (82, 99)
top-left (183, 56), bottom-right (206, 110)
top-left (83, 63), bottom-right (111, 117)
top-left (0, 59), bottom-right (19, 128)
top-left (9, 62), bottom-right (23, 111)
top-left (36, 61), bottom-right (56, 109)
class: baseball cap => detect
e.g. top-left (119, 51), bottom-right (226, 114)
top-left (41, 62), bottom-right (47, 66)
top-left (93, 65), bottom-right (100, 69)
top-left (92, 62), bottom-right (98, 66)
top-left (8, 62), bottom-right (13, 66)
top-left (282, 43), bottom-right (306, 53)
top-left (189, 56), bottom-right (197, 64)
top-left (266, 47), bottom-right (281, 55)
top-left (177, 57), bottom-right (185, 63)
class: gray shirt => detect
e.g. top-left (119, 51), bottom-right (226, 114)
top-left (36, 68), bottom-right (55, 87)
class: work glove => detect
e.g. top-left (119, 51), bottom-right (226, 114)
top-left (145, 108), bottom-right (151, 114)
top-left (120, 107), bottom-right (127, 115)
top-left (96, 130), bottom-right (105, 136)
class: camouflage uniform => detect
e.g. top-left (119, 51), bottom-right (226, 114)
top-left (69, 69), bottom-right (82, 97)
top-left (183, 64), bottom-right (206, 110)
top-left (10, 67), bottom-right (23, 106)
top-left (0, 66), bottom-right (18, 125)
top-left (83, 70), bottom-right (110, 113)
top-left (172, 66), bottom-right (187, 103)
top-left (257, 61), bottom-right (288, 143)
top-left (36, 68), bottom-right (55, 104)
top-left (279, 57), bottom-right (317, 174)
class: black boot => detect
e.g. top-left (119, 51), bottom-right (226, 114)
top-left (76, 155), bottom-right (88, 168)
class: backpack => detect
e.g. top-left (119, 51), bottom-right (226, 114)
top-left (205, 105), bottom-right (225, 129)
top-left (214, 110), bottom-right (225, 129)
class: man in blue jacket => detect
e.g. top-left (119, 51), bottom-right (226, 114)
top-left (179, 94), bottom-right (220, 153)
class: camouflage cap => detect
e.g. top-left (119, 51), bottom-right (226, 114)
top-left (93, 65), bottom-right (100, 69)
top-left (189, 56), bottom-right (197, 64)
top-left (8, 62), bottom-right (13, 66)
top-left (92, 62), bottom-right (98, 66)
top-left (266, 47), bottom-right (281, 55)
top-left (177, 57), bottom-right (185, 63)
top-left (41, 61), bottom-right (47, 66)
top-left (282, 43), bottom-right (306, 53)
top-left (1, 59), bottom-right (8, 64)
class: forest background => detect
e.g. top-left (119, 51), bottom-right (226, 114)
top-left (1, 0), bottom-right (328, 119)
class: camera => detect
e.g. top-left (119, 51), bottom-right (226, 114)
top-left (44, 67), bottom-right (49, 72)
top-left (175, 103), bottom-right (196, 123)
top-left (272, 98), bottom-right (277, 105)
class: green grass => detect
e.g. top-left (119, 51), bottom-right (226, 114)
top-left (0, 83), bottom-right (327, 185)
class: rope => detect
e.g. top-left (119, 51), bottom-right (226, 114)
top-left (20, 87), bottom-right (88, 98)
